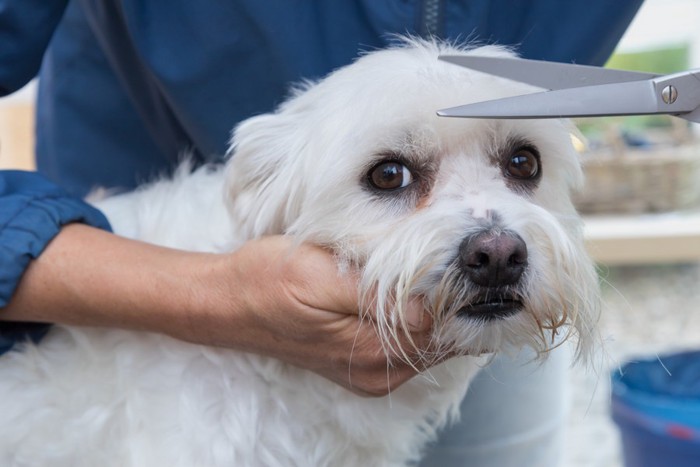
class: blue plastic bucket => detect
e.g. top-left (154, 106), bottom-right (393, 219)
top-left (611, 350), bottom-right (700, 467)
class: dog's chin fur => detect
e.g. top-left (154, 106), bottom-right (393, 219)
top-left (0, 39), bottom-right (600, 466)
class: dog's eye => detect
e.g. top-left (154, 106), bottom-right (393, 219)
top-left (506, 148), bottom-right (540, 179)
top-left (368, 161), bottom-right (414, 190)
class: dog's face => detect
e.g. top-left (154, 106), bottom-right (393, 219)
top-left (225, 40), bottom-right (600, 363)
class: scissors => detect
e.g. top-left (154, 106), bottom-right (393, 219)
top-left (436, 55), bottom-right (700, 123)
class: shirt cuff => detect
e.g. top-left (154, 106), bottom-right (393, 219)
top-left (0, 171), bottom-right (112, 349)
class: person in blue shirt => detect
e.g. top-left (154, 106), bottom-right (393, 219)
top-left (0, 1), bottom-right (643, 465)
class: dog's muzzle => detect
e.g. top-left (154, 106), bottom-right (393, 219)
top-left (456, 229), bottom-right (528, 321)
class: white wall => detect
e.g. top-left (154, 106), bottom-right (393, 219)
top-left (617, 0), bottom-right (700, 68)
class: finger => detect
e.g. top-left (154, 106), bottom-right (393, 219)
top-left (283, 242), bottom-right (363, 315)
top-left (404, 297), bottom-right (432, 332)
top-left (350, 364), bottom-right (422, 398)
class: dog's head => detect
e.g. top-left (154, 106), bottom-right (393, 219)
top-left (225, 39), bottom-right (600, 364)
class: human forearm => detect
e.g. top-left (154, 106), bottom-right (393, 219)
top-left (1, 223), bottom-right (217, 338)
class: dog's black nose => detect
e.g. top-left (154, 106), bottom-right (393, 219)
top-left (459, 231), bottom-right (528, 287)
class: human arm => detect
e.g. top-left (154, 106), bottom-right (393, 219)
top-left (2, 222), bottom-right (433, 396)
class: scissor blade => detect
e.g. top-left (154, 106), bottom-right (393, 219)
top-left (439, 55), bottom-right (659, 90)
top-left (438, 79), bottom-right (694, 119)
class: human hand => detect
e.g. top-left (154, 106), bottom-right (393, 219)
top-left (183, 235), bottom-right (441, 397)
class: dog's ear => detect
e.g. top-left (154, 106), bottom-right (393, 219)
top-left (223, 111), bottom-right (308, 239)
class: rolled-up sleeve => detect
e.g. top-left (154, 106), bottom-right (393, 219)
top-left (0, 170), bottom-right (111, 352)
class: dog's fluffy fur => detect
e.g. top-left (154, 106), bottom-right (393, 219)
top-left (0, 40), bottom-right (600, 466)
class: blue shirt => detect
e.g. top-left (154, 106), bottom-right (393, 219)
top-left (0, 0), bottom-right (644, 351)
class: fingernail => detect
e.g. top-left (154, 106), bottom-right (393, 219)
top-left (406, 300), bottom-right (427, 331)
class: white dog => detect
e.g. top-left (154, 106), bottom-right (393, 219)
top-left (0, 39), bottom-right (599, 466)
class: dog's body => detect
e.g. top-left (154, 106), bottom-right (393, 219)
top-left (0, 40), bottom-right (599, 466)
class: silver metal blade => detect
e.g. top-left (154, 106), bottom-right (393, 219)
top-left (439, 55), bottom-right (659, 90)
top-left (681, 107), bottom-right (700, 123)
top-left (437, 79), bottom-right (681, 119)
